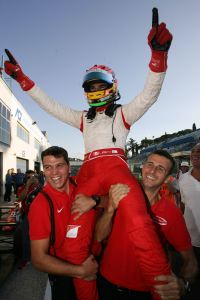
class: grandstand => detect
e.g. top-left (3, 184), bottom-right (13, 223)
top-left (140, 128), bottom-right (200, 156)
top-left (129, 128), bottom-right (200, 176)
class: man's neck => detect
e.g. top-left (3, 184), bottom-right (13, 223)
top-left (143, 186), bottom-right (161, 205)
top-left (65, 180), bottom-right (70, 194)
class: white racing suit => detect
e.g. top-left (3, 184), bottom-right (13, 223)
top-left (27, 70), bottom-right (170, 300)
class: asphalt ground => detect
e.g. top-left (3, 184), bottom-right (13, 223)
top-left (0, 194), bottom-right (48, 300)
top-left (0, 255), bottom-right (48, 300)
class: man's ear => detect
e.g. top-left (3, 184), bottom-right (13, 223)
top-left (163, 174), bottom-right (170, 184)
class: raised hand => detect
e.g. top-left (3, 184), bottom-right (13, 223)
top-left (5, 49), bottom-right (18, 65)
top-left (152, 7), bottom-right (159, 28)
top-left (4, 49), bottom-right (34, 91)
top-left (148, 8), bottom-right (173, 72)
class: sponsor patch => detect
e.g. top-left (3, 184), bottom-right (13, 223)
top-left (66, 225), bottom-right (81, 238)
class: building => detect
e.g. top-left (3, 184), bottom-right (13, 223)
top-left (69, 159), bottom-right (83, 176)
top-left (0, 77), bottom-right (50, 195)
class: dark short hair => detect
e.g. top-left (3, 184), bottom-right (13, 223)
top-left (146, 149), bottom-right (175, 175)
top-left (25, 170), bottom-right (35, 175)
top-left (24, 170), bottom-right (37, 183)
top-left (41, 146), bottom-right (69, 164)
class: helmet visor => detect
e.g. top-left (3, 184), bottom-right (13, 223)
top-left (82, 71), bottom-right (113, 91)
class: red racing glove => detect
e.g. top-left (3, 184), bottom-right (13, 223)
top-left (148, 8), bottom-right (173, 72)
top-left (4, 49), bottom-right (34, 91)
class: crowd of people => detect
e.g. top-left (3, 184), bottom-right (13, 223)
top-left (3, 168), bottom-right (24, 202)
top-left (3, 168), bottom-right (45, 202)
top-left (2, 7), bottom-right (200, 300)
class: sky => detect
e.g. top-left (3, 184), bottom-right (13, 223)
top-left (1, 0), bottom-right (200, 159)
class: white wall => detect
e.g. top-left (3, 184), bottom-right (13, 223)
top-left (0, 77), bottom-right (50, 195)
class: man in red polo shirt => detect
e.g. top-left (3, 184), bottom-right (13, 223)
top-left (95, 150), bottom-right (198, 299)
top-left (28, 146), bottom-right (98, 300)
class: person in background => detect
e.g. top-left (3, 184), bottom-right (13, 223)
top-left (166, 161), bottom-right (190, 213)
top-left (159, 173), bottom-right (182, 209)
top-left (177, 161), bottom-right (190, 180)
top-left (15, 168), bottom-right (25, 196)
top-left (4, 169), bottom-right (13, 202)
top-left (10, 168), bottom-right (17, 194)
top-left (17, 170), bottom-right (40, 269)
top-left (38, 170), bottom-right (45, 186)
top-left (179, 144), bottom-right (200, 271)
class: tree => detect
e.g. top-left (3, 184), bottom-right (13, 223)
top-left (140, 137), bottom-right (153, 149)
top-left (126, 138), bottom-right (139, 157)
top-left (125, 144), bottom-right (129, 157)
top-left (192, 123), bottom-right (197, 131)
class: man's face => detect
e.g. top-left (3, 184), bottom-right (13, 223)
top-left (142, 154), bottom-right (172, 190)
top-left (191, 144), bottom-right (200, 168)
top-left (89, 82), bottom-right (109, 92)
top-left (26, 174), bottom-right (39, 186)
top-left (43, 155), bottom-right (69, 192)
top-left (180, 166), bottom-right (189, 173)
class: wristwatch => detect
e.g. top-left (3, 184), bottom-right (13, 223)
top-left (181, 278), bottom-right (191, 295)
top-left (91, 195), bottom-right (101, 208)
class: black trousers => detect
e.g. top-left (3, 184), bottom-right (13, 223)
top-left (4, 184), bottom-right (12, 201)
top-left (98, 274), bottom-right (153, 300)
top-left (48, 274), bottom-right (77, 300)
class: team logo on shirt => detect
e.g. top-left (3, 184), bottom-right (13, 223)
top-left (66, 225), bottom-right (81, 238)
top-left (57, 207), bottom-right (64, 213)
top-left (152, 215), bottom-right (167, 226)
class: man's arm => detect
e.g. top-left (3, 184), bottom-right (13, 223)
top-left (179, 248), bottom-right (199, 281)
top-left (71, 193), bottom-right (111, 220)
top-left (31, 238), bottom-right (98, 279)
top-left (123, 8), bottom-right (172, 126)
top-left (94, 206), bottom-right (114, 242)
top-left (153, 275), bottom-right (186, 299)
top-left (71, 194), bottom-right (100, 221)
top-left (70, 184), bottom-right (129, 239)
top-left (95, 184), bottom-right (130, 242)
top-left (4, 49), bottom-right (82, 128)
top-left (152, 201), bottom-right (198, 298)
top-left (153, 249), bottom-right (198, 299)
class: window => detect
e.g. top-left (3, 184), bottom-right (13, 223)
top-left (34, 138), bottom-right (41, 151)
top-left (17, 122), bottom-right (29, 143)
top-left (0, 99), bottom-right (11, 145)
top-left (17, 157), bottom-right (28, 173)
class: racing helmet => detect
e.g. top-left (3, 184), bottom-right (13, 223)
top-left (82, 65), bottom-right (120, 107)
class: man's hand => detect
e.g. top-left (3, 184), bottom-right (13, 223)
top-left (79, 255), bottom-right (98, 280)
top-left (4, 49), bottom-right (34, 91)
top-left (71, 194), bottom-right (96, 220)
top-left (148, 8), bottom-right (173, 72)
top-left (148, 8), bottom-right (172, 52)
top-left (154, 275), bottom-right (185, 299)
top-left (107, 184), bottom-right (130, 213)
